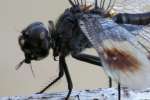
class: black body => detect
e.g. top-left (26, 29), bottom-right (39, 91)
top-left (17, 0), bottom-right (150, 100)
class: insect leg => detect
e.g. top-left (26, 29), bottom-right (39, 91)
top-left (109, 77), bottom-right (112, 87)
top-left (37, 59), bottom-right (64, 94)
top-left (72, 53), bottom-right (112, 88)
top-left (72, 53), bottom-right (102, 66)
top-left (118, 83), bottom-right (121, 100)
top-left (113, 12), bottom-right (150, 25)
top-left (60, 56), bottom-right (73, 100)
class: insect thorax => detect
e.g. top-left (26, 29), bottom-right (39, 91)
top-left (52, 2), bottom-right (114, 57)
top-left (52, 8), bottom-right (92, 57)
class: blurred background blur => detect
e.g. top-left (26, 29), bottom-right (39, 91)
top-left (0, 0), bottom-right (109, 96)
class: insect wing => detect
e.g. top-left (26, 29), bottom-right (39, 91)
top-left (114, 0), bottom-right (150, 13)
top-left (122, 24), bottom-right (150, 58)
top-left (78, 14), bottom-right (150, 90)
top-left (114, 0), bottom-right (150, 57)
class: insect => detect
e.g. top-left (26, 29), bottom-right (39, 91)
top-left (16, 0), bottom-right (150, 100)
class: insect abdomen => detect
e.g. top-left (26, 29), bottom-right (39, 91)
top-left (113, 12), bottom-right (150, 25)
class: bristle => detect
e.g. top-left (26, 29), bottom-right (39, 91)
top-left (74, 0), bottom-right (77, 4)
top-left (106, 0), bottom-right (116, 12)
top-left (105, 0), bottom-right (112, 11)
top-left (100, 0), bottom-right (103, 8)
top-left (95, 0), bottom-right (98, 9)
top-left (81, 0), bottom-right (83, 5)
top-left (101, 0), bottom-right (106, 9)
top-left (76, 0), bottom-right (80, 5)
top-left (68, 0), bottom-right (75, 6)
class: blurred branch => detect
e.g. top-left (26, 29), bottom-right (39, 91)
top-left (1, 88), bottom-right (150, 100)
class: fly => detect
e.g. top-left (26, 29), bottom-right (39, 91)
top-left (16, 0), bottom-right (150, 100)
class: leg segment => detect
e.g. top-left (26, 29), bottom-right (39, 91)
top-left (72, 53), bottom-right (102, 66)
top-left (118, 83), bottom-right (121, 100)
top-left (109, 77), bottom-right (112, 88)
top-left (60, 56), bottom-right (73, 100)
top-left (37, 59), bottom-right (64, 94)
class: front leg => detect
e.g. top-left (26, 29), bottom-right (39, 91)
top-left (72, 53), bottom-right (112, 88)
top-left (37, 59), bottom-right (64, 94)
